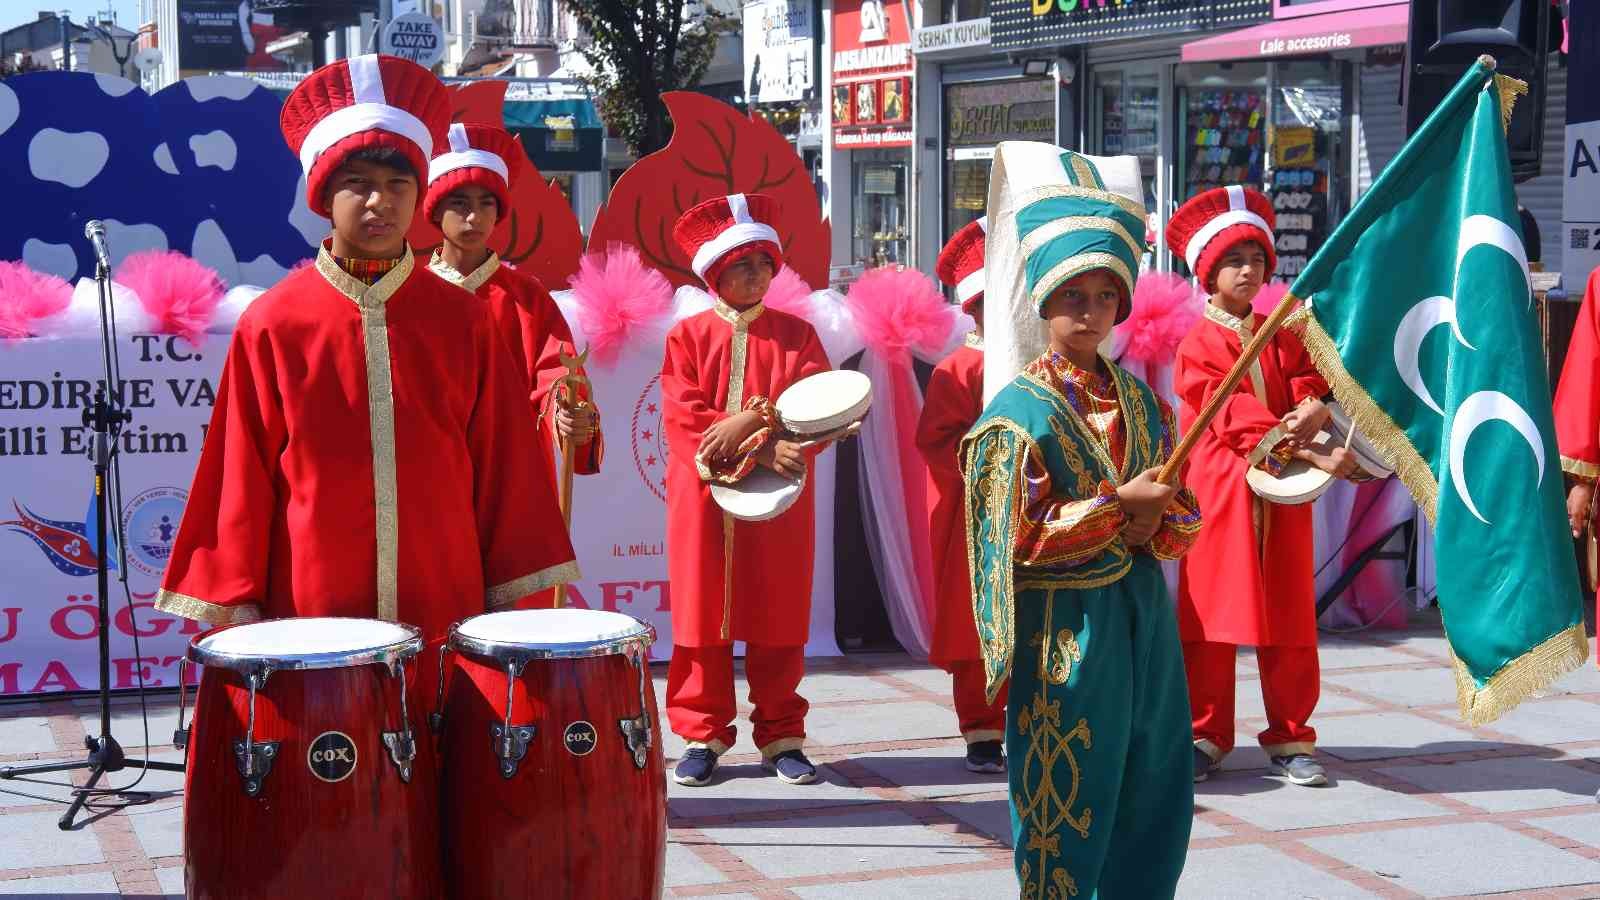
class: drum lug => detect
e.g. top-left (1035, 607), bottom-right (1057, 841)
top-left (618, 715), bottom-right (652, 770)
top-left (490, 723), bottom-right (535, 778)
top-left (233, 740), bottom-right (279, 796)
top-left (382, 731), bottom-right (416, 783)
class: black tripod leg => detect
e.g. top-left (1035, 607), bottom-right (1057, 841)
top-left (58, 765), bottom-right (105, 830)
top-left (0, 758), bottom-right (91, 778)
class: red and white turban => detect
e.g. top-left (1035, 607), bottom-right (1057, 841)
top-left (672, 193), bottom-right (784, 288)
top-left (1166, 186), bottom-right (1277, 290)
top-left (424, 123), bottom-right (524, 223)
top-left (279, 53), bottom-right (451, 217)
top-left (936, 216), bottom-right (987, 315)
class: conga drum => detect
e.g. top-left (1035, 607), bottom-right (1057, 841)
top-left (182, 617), bottom-right (441, 900)
top-left (437, 609), bottom-right (665, 899)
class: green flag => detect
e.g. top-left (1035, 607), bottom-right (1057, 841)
top-left (1289, 58), bottom-right (1587, 725)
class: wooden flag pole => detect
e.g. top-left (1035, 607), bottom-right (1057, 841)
top-left (1156, 293), bottom-right (1303, 485)
top-left (553, 346), bottom-right (591, 608)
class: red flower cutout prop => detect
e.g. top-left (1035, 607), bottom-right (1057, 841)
top-left (407, 80), bottom-right (586, 289)
top-left (588, 91), bottom-right (830, 291)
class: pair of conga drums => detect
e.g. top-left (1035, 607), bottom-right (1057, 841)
top-left (181, 609), bottom-right (665, 899)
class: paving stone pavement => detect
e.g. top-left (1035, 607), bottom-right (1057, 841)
top-left (5, 621), bottom-right (1600, 898)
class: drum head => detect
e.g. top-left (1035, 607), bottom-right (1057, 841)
top-left (1246, 457), bottom-right (1334, 505)
top-left (189, 617), bottom-right (423, 672)
top-left (776, 370), bottom-right (872, 436)
top-left (709, 466), bottom-right (804, 522)
top-left (451, 609), bottom-right (655, 661)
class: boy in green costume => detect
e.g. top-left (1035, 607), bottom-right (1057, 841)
top-left (963, 142), bottom-right (1201, 899)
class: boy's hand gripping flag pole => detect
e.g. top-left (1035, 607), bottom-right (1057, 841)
top-left (1163, 54), bottom-right (1588, 725)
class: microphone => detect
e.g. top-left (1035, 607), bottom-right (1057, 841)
top-left (84, 219), bottom-right (111, 272)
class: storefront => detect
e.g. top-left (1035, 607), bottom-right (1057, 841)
top-left (830, 0), bottom-right (916, 271)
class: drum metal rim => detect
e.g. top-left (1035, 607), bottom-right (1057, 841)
top-left (186, 618), bottom-right (424, 674)
top-left (446, 617), bottom-right (657, 664)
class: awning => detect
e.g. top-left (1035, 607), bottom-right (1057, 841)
top-left (1181, 3), bottom-right (1408, 64)
top-left (502, 97), bottom-right (604, 173)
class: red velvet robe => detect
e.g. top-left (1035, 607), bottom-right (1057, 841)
top-left (156, 248), bottom-right (579, 653)
top-left (916, 336), bottom-right (985, 666)
top-left (661, 300), bottom-right (831, 647)
top-left (430, 251), bottom-right (603, 475)
top-left (1554, 266), bottom-right (1600, 632)
top-left (1174, 304), bottom-right (1329, 647)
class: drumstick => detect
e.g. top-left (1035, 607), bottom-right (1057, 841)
top-left (1158, 293), bottom-right (1304, 484)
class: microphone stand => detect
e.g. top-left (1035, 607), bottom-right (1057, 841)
top-left (0, 241), bottom-right (184, 830)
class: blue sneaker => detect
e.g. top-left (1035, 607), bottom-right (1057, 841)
top-left (673, 747), bottom-right (719, 787)
top-left (763, 749), bottom-right (818, 785)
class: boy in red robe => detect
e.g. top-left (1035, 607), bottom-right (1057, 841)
top-left (662, 193), bottom-right (833, 787)
top-left (424, 124), bottom-right (600, 609)
top-left (1170, 186), bottom-right (1355, 787)
top-left (1555, 265), bottom-right (1600, 614)
top-left (916, 216), bottom-right (1007, 773)
top-left (156, 55), bottom-right (578, 697)
top-left (424, 123), bottom-right (602, 479)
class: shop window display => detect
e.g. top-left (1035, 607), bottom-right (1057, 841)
top-left (1177, 63), bottom-right (1267, 202)
top-left (1268, 61), bottom-right (1346, 282)
top-left (853, 157), bottom-right (909, 267)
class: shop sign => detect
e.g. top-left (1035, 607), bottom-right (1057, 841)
top-left (944, 77), bottom-right (1055, 147)
top-left (913, 18), bottom-right (992, 56)
top-left (743, 0), bottom-right (817, 105)
top-left (1565, 0), bottom-right (1600, 291)
top-left (832, 0), bottom-right (915, 76)
top-left (832, 0), bottom-right (915, 150)
top-left (991, 0), bottom-right (1270, 50)
top-left (834, 127), bottom-right (913, 148)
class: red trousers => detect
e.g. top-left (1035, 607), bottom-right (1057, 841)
top-left (948, 660), bottom-right (1008, 743)
top-left (1184, 640), bottom-right (1318, 760)
top-left (665, 644), bottom-right (807, 757)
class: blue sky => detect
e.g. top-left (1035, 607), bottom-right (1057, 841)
top-left (2, 1), bottom-right (143, 34)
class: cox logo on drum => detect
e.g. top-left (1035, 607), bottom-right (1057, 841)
top-left (563, 721), bottom-right (598, 757)
top-left (308, 731), bottom-right (358, 782)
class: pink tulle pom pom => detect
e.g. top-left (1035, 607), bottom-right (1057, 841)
top-left (762, 265), bottom-right (813, 317)
top-left (1115, 272), bottom-right (1201, 367)
top-left (115, 251), bottom-right (224, 345)
top-left (843, 265), bottom-right (953, 359)
top-left (568, 243), bottom-right (674, 368)
top-left (1252, 279), bottom-right (1291, 317)
top-left (0, 261), bottom-right (73, 341)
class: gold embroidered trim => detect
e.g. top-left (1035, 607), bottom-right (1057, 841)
top-left (1008, 183), bottom-right (1147, 220)
top-left (427, 248), bottom-right (500, 292)
top-left (1450, 621), bottom-right (1588, 726)
top-left (315, 244), bottom-right (413, 621)
top-left (1018, 215), bottom-right (1144, 266)
top-left (154, 589), bottom-right (263, 625)
top-left (485, 560), bottom-right (582, 608)
top-left (1289, 313), bottom-right (1439, 521)
top-left (712, 299), bottom-right (763, 641)
top-left (1029, 252), bottom-right (1135, 311)
top-left (758, 736), bottom-right (805, 758)
top-left (1065, 154), bottom-right (1101, 188)
top-left (1015, 682), bottom-right (1091, 900)
top-left (1204, 302), bottom-right (1269, 405)
top-left (963, 418), bottom-right (1031, 702)
top-left (965, 331), bottom-right (984, 350)
top-left (1562, 455), bottom-right (1600, 483)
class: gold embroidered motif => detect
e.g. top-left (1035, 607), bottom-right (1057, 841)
top-left (1016, 681), bottom-right (1093, 900)
top-left (712, 299), bottom-right (765, 641)
top-left (1018, 216), bottom-right (1143, 266)
top-left (315, 244), bottom-right (413, 622)
top-left (1035, 596), bottom-right (1083, 686)
top-left (427, 248), bottom-right (500, 292)
top-left (1008, 183), bottom-right (1147, 221)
